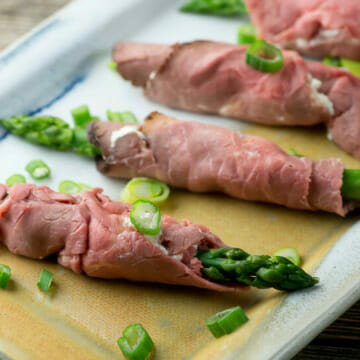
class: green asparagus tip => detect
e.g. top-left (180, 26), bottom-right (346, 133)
top-left (197, 248), bottom-right (319, 291)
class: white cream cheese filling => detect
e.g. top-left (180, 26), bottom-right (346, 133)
top-left (295, 29), bottom-right (360, 48)
top-left (122, 215), bottom-right (178, 258)
top-left (307, 74), bottom-right (334, 115)
top-left (110, 125), bottom-right (146, 148)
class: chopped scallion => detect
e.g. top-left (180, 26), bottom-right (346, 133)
top-left (25, 159), bottom-right (51, 180)
top-left (58, 180), bottom-right (81, 194)
top-left (130, 200), bottom-right (161, 236)
top-left (273, 247), bottom-right (301, 266)
top-left (121, 178), bottom-right (170, 205)
top-left (117, 323), bottom-right (154, 360)
top-left (107, 62), bottom-right (117, 70)
top-left (206, 306), bottom-right (248, 338)
top-left (0, 264), bottom-right (11, 289)
top-left (287, 148), bottom-right (303, 157)
top-left (246, 40), bottom-right (283, 73)
top-left (237, 23), bottom-right (257, 45)
top-left (6, 174), bottom-right (26, 186)
top-left (107, 110), bottom-right (138, 124)
top-left (78, 183), bottom-right (92, 191)
top-left (37, 268), bottom-right (53, 293)
top-left (341, 58), bottom-right (360, 78)
top-left (71, 105), bottom-right (91, 128)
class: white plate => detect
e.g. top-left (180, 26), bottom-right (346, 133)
top-left (0, 1), bottom-right (359, 359)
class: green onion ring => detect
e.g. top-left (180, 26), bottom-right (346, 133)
top-left (237, 23), bottom-right (257, 45)
top-left (130, 200), bottom-right (161, 236)
top-left (0, 264), bottom-right (11, 289)
top-left (117, 323), bottom-right (154, 360)
top-left (246, 40), bottom-right (283, 73)
top-left (206, 306), bottom-right (248, 338)
top-left (121, 177), bottom-right (170, 205)
top-left (25, 159), bottom-right (51, 180)
top-left (37, 269), bottom-right (54, 293)
top-left (6, 174), bottom-right (26, 186)
top-left (58, 180), bottom-right (81, 194)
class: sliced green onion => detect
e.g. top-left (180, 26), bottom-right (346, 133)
top-left (237, 23), bottom-right (257, 45)
top-left (130, 200), bottom-right (161, 236)
top-left (323, 57), bottom-right (342, 67)
top-left (71, 105), bottom-right (91, 128)
top-left (58, 180), bottom-right (81, 194)
top-left (121, 111), bottom-right (138, 124)
top-left (107, 110), bottom-right (138, 124)
top-left (341, 58), bottom-right (360, 78)
top-left (121, 178), bottom-right (170, 205)
top-left (117, 324), bottom-right (154, 360)
top-left (0, 264), bottom-right (11, 289)
top-left (273, 247), bottom-right (301, 266)
top-left (206, 306), bottom-right (248, 338)
top-left (246, 40), bottom-right (283, 73)
top-left (6, 174), bottom-right (26, 186)
top-left (341, 169), bottom-right (360, 200)
top-left (287, 148), bottom-right (303, 157)
top-left (107, 61), bottom-right (117, 71)
top-left (37, 268), bottom-right (54, 293)
top-left (78, 183), bottom-right (92, 191)
top-left (25, 159), bottom-right (51, 180)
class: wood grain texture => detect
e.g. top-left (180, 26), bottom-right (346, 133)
top-left (0, 1), bottom-right (359, 359)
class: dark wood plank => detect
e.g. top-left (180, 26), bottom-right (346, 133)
top-left (0, 1), bottom-right (359, 359)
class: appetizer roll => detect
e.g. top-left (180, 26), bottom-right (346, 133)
top-left (88, 112), bottom-right (358, 216)
top-left (0, 184), bottom-right (317, 291)
top-left (112, 41), bottom-right (360, 159)
top-left (244, 0), bottom-right (360, 60)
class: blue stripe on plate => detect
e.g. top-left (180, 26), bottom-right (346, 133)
top-left (0, 128), bottom-right (9, 142)
top-left (28, 74), bottom-right (86, 116)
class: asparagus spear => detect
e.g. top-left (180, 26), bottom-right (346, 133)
top-left (197, 248), bottom-right (319, 291)
top-left (0, 115), bottom-right (100, 156)
top-left (180, 0), bottom-right (248, 16)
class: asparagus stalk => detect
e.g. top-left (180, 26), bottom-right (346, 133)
top-left (180, 0), bottom-right (248, 16)
top-left (0, 115), bottom-right (100, 156)
top-left (341, 169), bottom-right (360, 200)
top-left (197, 248), bottom-right (319, 291)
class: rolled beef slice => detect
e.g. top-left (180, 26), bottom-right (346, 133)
top-left (0, 183), bottom-right (243, 291)
top-left (113, 41), bottom-right (360, 159)
top-left (244, 0), bottom-right (360, 60)
top-left (113, 41), bottom-right (333, 127)
top-left (88, 112), bottom-right (355, 216)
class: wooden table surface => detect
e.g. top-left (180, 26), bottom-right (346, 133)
top-left (1, 1), bottom-right (359, 359)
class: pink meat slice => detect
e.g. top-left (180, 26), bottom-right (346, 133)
top-left (0, 184), bottom-right (242, 292)
top-left (88, 112), bottom-right (353, 216)
top-left (113, 40), bottom-right (360, 159)
top-left (244, 0), bottom-right (360, 60)
top-left (113, 41), bottom-right (332, 127)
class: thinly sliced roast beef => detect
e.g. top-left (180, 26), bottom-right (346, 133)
top-left (113, 41), bottom-right (333, 127)
top-left (112, 40), bottom-right (360, 159)
top-left (244, 0), bottom-right (360, 60)
top-left (0, 184), bottom-right (243, 291)
top-left (88, 112), bottom-right (355, 216)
